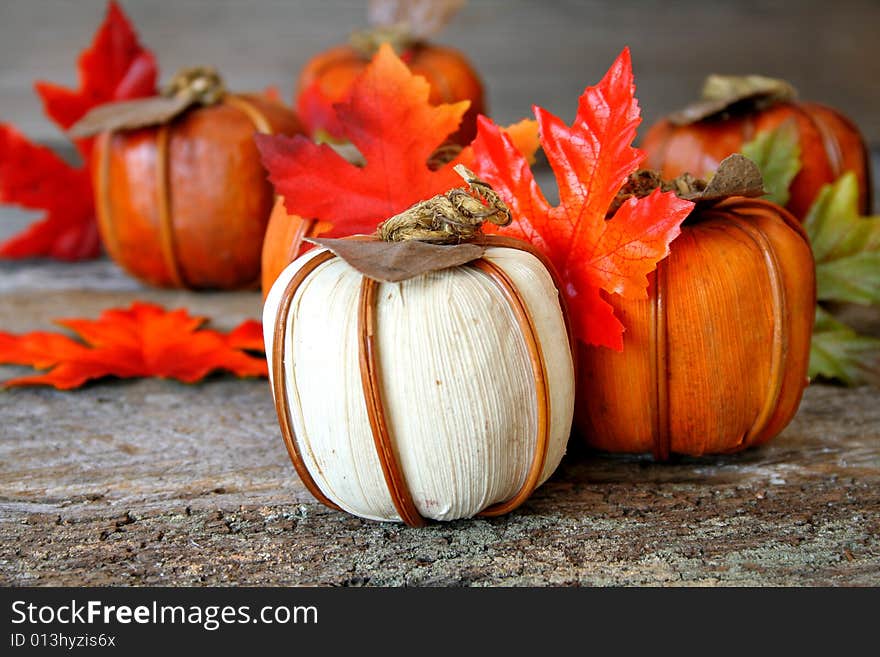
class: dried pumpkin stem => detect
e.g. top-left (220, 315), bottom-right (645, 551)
top-left (378, 165), bottom-right (511, 243)
top-left (350, 24), bottom-right (417, 56)
top-left (427, 142), bottom-right (464, 169)
top-left (162, 66), bottom-right (226, 106)
top-left (608, 170), bottom-right (707, 216)
top-left (354, 0), bottom-right (465, 54)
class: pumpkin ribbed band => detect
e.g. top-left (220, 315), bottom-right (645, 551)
top-left (224, 95), bottom-right (274, 134)
top-left (806, 109), bottom-right (844, 181)
top-left (650, 260), bottom-right (671, 461)
top-left (287, 217), bottom-right (317, 266)
top-left (95, 132), bottom-right (119, 262)
top-left (154, 94), bottom-right (275, 288)
top-left (154, 124), bottom-right (185, 287)
top-left (724, 217), bottom-right (788, 446)
top-left (271, 250), bottom-right (344, 511)
top-left (357, 276), bottom-right (426, 527)
top-left (471, 258), bottom-right (552, 518)
top-left (271, 239), bottom-right (569, 526)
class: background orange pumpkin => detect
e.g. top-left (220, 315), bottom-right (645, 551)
top-left (93, 94), bottom-right (304, 289)
top-left (260, 201), bottom-right (325, 298)
top-left (577, 197), bottom-right (815, 459)
top-left (643, 79), bottom-right (872, 220)
top-left (297, 41), bottom-right (485, 147)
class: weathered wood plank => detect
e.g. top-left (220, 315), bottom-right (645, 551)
top-left (0, 260), bottom-right (878, 586)
top-left (1, 381), bottom-right (878, 586)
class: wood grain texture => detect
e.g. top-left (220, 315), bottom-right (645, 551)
top-left (0, 0), bottom-right (878, 145)
top-left (0, 258), bottom-right (878, 586)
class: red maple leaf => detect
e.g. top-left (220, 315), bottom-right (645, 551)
top-left (471, 48), bottom-right (694, 351)
top-left (256, 43), bottom-right (539, 240)
top-left (35, 0), bottom-right (158, 159)
top-left (296, 80), bottom-right (344, 140)
top-left (0, 125), bottom-right (99, 259)
top-left (0, 303), bottom-right (267, 390)
top-left (0, 0), bottom-right (157, 261)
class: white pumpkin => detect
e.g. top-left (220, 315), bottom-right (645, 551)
top-left (263, 237), bottom-right (575, 524)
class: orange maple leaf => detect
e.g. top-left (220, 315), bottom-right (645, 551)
top-left (0, 303), bottom-right (266, 389)
top-left (255, 43), bottom-right (538, 239)
top-left (472, 48), bottom-right (694, 351)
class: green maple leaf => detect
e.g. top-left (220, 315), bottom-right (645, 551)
top-left (740, 125), bottom-right (879, 386)
top-left (740, 121), bottom-right (801, 206)
top-left (804, 173), bottom-right (880, 386)
top-left (804, 173), bottom-right (880, 305)
top-left (809, 307), bottom-right (880, 386)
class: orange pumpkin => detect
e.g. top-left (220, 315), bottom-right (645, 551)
top-left (297, 42), bottom-right (484, 146)
top-left (576, 197), bottom-right (815, 459)
top-left (92, 93), bottom-right (304, 289)
top-left (261, 201), bottom-right (324, 297)
top-left (643, 76), bottom-right (871, 220)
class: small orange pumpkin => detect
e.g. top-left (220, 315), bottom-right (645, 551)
top-left (260, 201), bottom-right (323, 298)
top-left (296, 2), bottom-right (485, 146)
top-left (577, 195), bottom-right (815, 459)
top-left (86, 70), bottom-right (305, 290)
top-left (643, 75), bottom-right (871, 219)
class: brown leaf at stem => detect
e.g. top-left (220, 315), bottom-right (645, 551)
top-left (668, 75), bottom-right (797, 126)
top-left (608, 154), bottom-right (765, 216)
top-left (683, 154), bottom-right (766, 202)
top-left (68, 94), bottom-right (192, 138)
top-left (308, 237), bottom-right (484, 283)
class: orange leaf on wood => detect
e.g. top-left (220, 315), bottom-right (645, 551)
top-left (1, 0), bottom-right (157, 261)
top-left (472, 48), bottom-right (694, 350)
top-left (256, 43), bottom-right (539, 240)
top-left (0, 303), bottom-right (267, 389)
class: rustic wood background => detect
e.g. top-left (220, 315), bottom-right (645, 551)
top-left (1, 0), bottom-right (879, 146)
top-left (1, 1), bottom-right (879, 586)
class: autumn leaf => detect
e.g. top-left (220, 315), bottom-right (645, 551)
top-left (34, 0), bottom-right (157, 159)
top-left (740, 121), bottom-right (801, 207)
top-left (805, 172), bottom-right (880, 306)
top-left (0, 125), bottom-right (99, 260)
top-left (471, 48), bottom-right (693, 350)
top-left (0, 303), bottom-right (267, 390)
top-left (296, 79), bottom-right (346, 142)
top-left (801, 172), bottom-right (880, 386)
top-left (740, 121), bottom-right (880, 386)
top-left (255, 43), bottom-right (538, 240)
top-left (809, 307), bottom-right (880, 386)
top-left (0, 0), bottom-right (157, 261)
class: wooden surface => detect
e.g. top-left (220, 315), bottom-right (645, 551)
top-left (0, 259), bottom-right (878, 586)
top-left (1, 0), bottom-right (879, 146)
